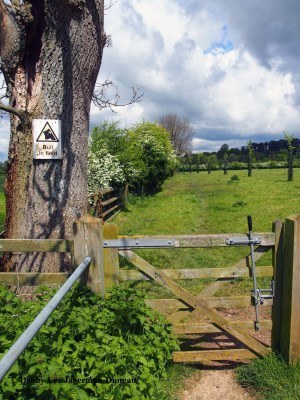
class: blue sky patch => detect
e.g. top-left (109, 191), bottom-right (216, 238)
top-left (204, 24), bottom-right (234, 55)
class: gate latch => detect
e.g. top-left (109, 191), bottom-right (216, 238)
top-left (252, 280), bottom-right (274, 305)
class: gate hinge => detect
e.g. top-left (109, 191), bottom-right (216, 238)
top-left (226, 237), bottom-right (261, 246)
top-left (103, 239), bottom-right (175, 249)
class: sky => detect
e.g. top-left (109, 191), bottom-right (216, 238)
top-left (1, 0), bottom-right (300, 160)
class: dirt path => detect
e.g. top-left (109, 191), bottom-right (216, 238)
top-left (180, 369), bottom-right (256, 400)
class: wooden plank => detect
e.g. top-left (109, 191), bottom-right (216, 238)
top-left (145, 296), bottom-right (272, 312)
top-left (73, 215), bottom-right (105, 296)
top-left (101, 197), bottom-right (119, 207)
top-left (120, 250), bottom-right (270, 357)
top-left (105, 210), bottom-right (121, 223)
top-left (97, 187), bottom-right (115, 196)
top-left (118, 234), bottom-right (275, 247)
top-left (280, 215), bottom-right (300, 364)
top-left (173, 349), bottom-right (257, 363)
top-left (0, 239), bottom-right (72, 253)
top-left (172, 320), bottom-right (272, 334)
top-left (198, 279), bottom-right (231, 298)
top-left (0, 272), bottom-right (69, 286)
top-left (102, 204), bottom-right (121, 219)
top-left (271, 220), bottom-right (284, 352)
top-left (119, 265), bottom-right (273, 281)
top-left (168, 311), bottom-right (191, 324)
top-left (194, 245), bottom-right (271, 309)
top-left (103, 223), bottom-right (119, 289)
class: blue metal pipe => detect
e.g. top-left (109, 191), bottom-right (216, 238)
top-left (0, 256), bottom-right (92, 382)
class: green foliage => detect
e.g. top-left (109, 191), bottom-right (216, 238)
top-left (0, 283), bottom-right (178, 400)
top-left (230, 174), bottom-right (240, 181)
top-left (125, 122), bottom-right (177, 191)
top-left (236, 353), bottom-right (300, 400)
top-left (89, 121), bottom-right (177, 194)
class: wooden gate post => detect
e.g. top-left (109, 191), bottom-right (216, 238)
top-left (280, 215), bottom-right (300, 364)
top-left (73, 214), bottom-right (105, 296)
top-left (103, 223), bottom-right (119, 290)
top-left (271, 220), bottom-right (284, 352)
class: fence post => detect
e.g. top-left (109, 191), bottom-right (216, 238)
top-left (124, 183), bottom-right (129, 203)
top-left (280, 215), bottom-right (300, 364)
top-left (271, 220), bottom-right (284, 352)
top-left (73, 214), bottom-right (105, 296)
top-left (103, 223), bottom-right (119, 290)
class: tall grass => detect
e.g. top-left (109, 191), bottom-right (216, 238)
top-left (236, 353), bottom-right (300, 400)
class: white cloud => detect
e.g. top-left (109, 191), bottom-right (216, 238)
top-left (96, 0), bottom-right (300, 149)
top-left (192, 138), bottom-right (246, 152)
top-left (0, 118), bottom-right (10, 160)
top-left (2, 0), bottom-right (300, 161)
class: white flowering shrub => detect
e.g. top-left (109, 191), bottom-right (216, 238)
top-left (87, 148), bottom-right (125, 195)
top-left (88, 120), bottom-right (178, 194)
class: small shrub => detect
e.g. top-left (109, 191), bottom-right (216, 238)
top-left (230, 175), bottom-right (240, 181)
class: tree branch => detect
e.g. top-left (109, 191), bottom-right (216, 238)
top-left (0, 101), bottom-right (26, 121)
top-left (92, 78), bottom-right (143, 112)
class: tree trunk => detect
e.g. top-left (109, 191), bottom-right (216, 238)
top-left (288, 152), bottom-right (293, 181)
top-left (0, 1), bottom-right (105, 272)
top-left (248, 161), bottom-right (252, 177)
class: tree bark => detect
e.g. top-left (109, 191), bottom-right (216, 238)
top-left (0, 1), bottom-right (106, 272)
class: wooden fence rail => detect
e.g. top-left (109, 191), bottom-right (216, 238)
top-left (90, 187), bottom-right (124, 222)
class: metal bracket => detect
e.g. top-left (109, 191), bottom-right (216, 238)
top-left (103, 239), bottom-right (175, 249)
top-left (226, 237), bottom-right (261, 246)
top-left (252, 280), bottom-right (274, 305)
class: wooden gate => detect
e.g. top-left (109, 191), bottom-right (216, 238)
top-left (115, 231), bottom-right (275, 363)
top-left (1, 215), bottom-right (300, 364)
top-left (96, 216), bottom-right (298, 363)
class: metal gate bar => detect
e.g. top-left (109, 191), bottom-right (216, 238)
top-left (0, 257), bottom-right (91, 382)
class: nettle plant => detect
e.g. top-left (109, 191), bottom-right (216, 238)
top-left (0, 283), bottom-right (178, 400)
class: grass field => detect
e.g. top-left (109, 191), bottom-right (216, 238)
top-left (115, 169), bottom-right (300, 298)
top-left (1, 169), bottom-right (300, 399)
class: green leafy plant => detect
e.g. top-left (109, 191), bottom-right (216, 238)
top-left (0, 283), bottom-right (178, 399)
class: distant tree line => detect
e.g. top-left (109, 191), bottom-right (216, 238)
top-left (180, 135), bottom-right (300, 175)
top-left (0, 161), bottom-right (7, 174)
